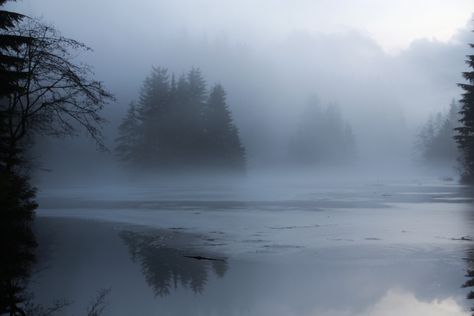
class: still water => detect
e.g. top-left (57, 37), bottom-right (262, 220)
top-left (31, 179), bottom-right (474, 315)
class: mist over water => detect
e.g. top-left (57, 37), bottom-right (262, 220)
top-left (3, 1), bottom-right (474, 315)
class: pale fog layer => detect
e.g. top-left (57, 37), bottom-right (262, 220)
top-left (31, 177), bottom-right (474, 316)
top-left (5, 1), bottom-right (474, 315)
top-left (9, 2), bottom-right (474, 176)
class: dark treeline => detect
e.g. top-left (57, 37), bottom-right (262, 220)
top-left (115, 67), bottom-right (246, 173)
top-left (0, 3), bottom-right (38, 314)
top-left (456, 35), bottom-right (474, 183)
top-left (0, 0), bottom-right (112, 314)
top-left (0, 172), bottom-right (37, 316)
top-left (417, 100), bottom-right (460, 168)
top-left (289, 96), bottom-right (356, 166)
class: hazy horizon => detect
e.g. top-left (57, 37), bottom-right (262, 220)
top-left (7, 0), bottom-right (474, 181)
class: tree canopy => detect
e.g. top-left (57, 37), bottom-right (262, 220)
top-left (116, 67), bottom-right (245, 173)
top-left (455, 40), bottom-right (474, 183)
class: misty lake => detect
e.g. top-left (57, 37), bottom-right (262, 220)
top-left (30, 177), bottom-right (474, 316)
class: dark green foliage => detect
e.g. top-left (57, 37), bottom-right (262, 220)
top-left (115, 67), bottom-right (245, 173)
top-left (0, 4), bottom-right (37, 314)
top-left (0, 0), bottom-right (30, 173)
top-left (455, 40), bottom-right (474, 183)
top-left (0, 170), bottom-right (37, 316)
top-left (289, 97), bottom-right (356, 166)
top-left (0, 0), bottom-right (31, 96)
top-left (0, 3), bottom-right (111, 315)
top-left (418, 100), bottom-right (460, 167)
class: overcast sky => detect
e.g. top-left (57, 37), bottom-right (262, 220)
top-left (10, 0), bottom-right (474, 52)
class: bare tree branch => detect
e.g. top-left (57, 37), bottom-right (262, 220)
top-left (0, 18), bottom-right (114, 170)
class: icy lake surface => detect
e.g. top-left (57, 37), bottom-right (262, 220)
top-left (32, 177), bottom-right (474, 315)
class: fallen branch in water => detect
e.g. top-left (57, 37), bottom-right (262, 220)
top-left (452, 236), bottom-right (474, 241)
top-left (184, 255), bottom-right (226, 262)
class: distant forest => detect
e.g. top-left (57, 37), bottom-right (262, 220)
top-left (116, 69), bottom-right (362, 172)
top-left (115, 67), bottom-right (246, 172)
top-left (114, 68), bottom-right (465, 174)
top-left (289, 96), bottom-right (357, 166)
top-left (416, 100), bottom-right (460, 168)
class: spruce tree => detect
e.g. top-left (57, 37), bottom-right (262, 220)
top-left (115, 102), bottom-right (140, 165)
top-left (136, 67), bottom-right (171, 168)
top-left (185, 68), bottom-right (207, 164)
top-left (170, 74), bottom-right (191, 165)
top-left (455, 40), bottom-right (474, 182)
top-left (0, 0), bottom-right (32, 171)
top-left (205, 84), bottom-right (245, 171)
top-left (0, 0), bottom-right (31, 97)
top-left (116, 67), bottom-right (246, 173)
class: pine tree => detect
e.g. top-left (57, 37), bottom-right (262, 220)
top-left (135, 67), bottom-right (171, 167)
top-left (455, 40), bottom-right (474, 182)
top-left (0, 0), bottom-right (31, 97)
top-left (115, 67), bottom-right (246, 173)
top-left (187, 68), bottom-right (207, 106)
top-left (115, 102), bottom-right (140, 164)
top-left (185, 68), bottom-right (207, 165)
top-left (204, 84), bottom-right (245, 171)
top-left (1, 18), bottom-right (113, 172)
top-left (0, 0), bottom-right (32, 171)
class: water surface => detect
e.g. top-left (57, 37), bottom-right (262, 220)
top-left (32, 179), bottom-right (474, 315)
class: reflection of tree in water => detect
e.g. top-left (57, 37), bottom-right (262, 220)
top-left (0, 171), bottom-right (37, 315)
top-left (0, 171), bottom-right (111, 316)
top-left (463, 187), bottom-right (474, 316)
top-left (120, 231), bottom-right (228, 296)
top-left (464, 250), bottom-right (474, 315)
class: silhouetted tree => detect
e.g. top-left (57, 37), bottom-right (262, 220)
top-left (0, 170), bottom-right (110, 316)
top-left (204, 84), bottom-right (245, 171)
top-left (0, 171), bottom-right (37, 316)
top-left (115, 103), bottom-right (140, 164)
top-left (173, 68), bottom-right (207, 167)
top-left (115, 67), bottom-right (245, 172)
top-left (456, 37), bottom-right (474, 183)
top-left (0, 5), bottom-right (112, 316)
top-left (0, 0), bottom-right (31, 96)
top-left (0, 0), bottom-right (32, 171)
top-left (0, 5), bottom-right (38, 314)
top-left (135, 67), bottom-right (171, 167)
top-left (0, 19), bottom-right (113, 172)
